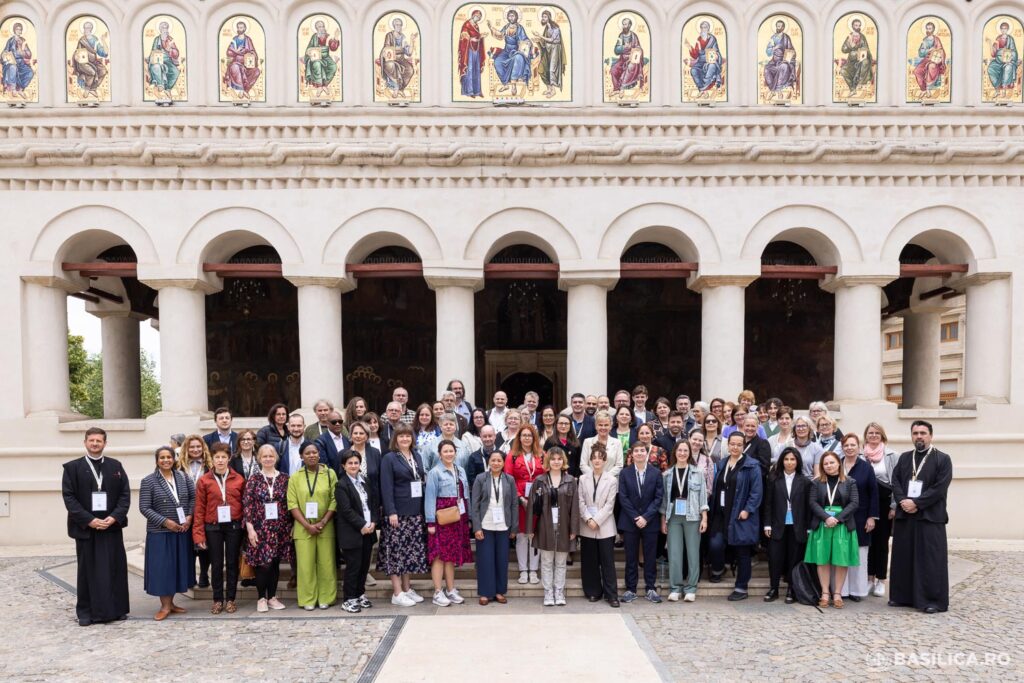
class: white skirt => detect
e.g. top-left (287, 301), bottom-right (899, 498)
top-left (841, 546), bottom-right (870, 597)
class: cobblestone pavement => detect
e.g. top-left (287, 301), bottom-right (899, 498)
top-left (631, 551), bottom-right (1024, 682)
top-left (0, 551), bottom-right (1020, 681)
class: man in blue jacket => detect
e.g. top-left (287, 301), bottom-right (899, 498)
top-left (618, 443), bottom-right (664, 603)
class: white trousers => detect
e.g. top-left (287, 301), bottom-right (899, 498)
top-left (516, 534), bottom-right (539, 572)
top-left (540, 550), bottom-right (568, 598)
top-left (841, 546), bottom-right (870, 597)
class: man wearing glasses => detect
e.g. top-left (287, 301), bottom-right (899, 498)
top-left (315, 410), bottom-right (350, 474)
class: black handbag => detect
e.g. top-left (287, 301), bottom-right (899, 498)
top-left (790, 561), bottom-right (823, 609)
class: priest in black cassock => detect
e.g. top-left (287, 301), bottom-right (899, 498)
top-left (61, 427), bottom-right (131, 625)
top-left (890, 419), bottom-right (952, 614)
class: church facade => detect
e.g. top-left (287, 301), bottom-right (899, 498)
top-left (1, 0), bottom-right (1022, 543)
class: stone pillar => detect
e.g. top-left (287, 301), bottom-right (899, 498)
top-left (560, 275), bottom-right (617, 401)
top-left (97, 312), bottom-right (142, 418)
top-left (690, 276), bottom-right (755, 401)
top-left (145, 280), bottom-right (216, 415)
top-left (289, 277), bottom-right (349, 409)
top-left (960, 273), bottom-right (1012, 404)
top-left (824, 277), bottom-right (891, 402)
top-left (901, 310), bottom-right (941, 409)
top-left (426, 275), bottom-right (481, 403)
top-left (22, 277), bottom-right (79, 416)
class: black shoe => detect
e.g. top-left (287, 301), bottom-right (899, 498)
top-left (240, 578), bottom-right (256, 588)
top-left (785, 590), bottom-right (795, 604)
top-left (587, 595), bottom-right (601, 603)
top-left (923, 606), bottom-right (938, 614)
top-left (116, 614), bottom-right (128, 621)
top-left (727, 591), bottom-right (747, 601)
top-left (566, 556), bottom-right (574, 566)
top-left (763, 588), bottom-right (779, 602)
top-left (709, 571), bottom-right (723, 584)
top-left (614, 540), bottom-right (624, 548)
top-left (197, 578), bottom-right (210, 589)
top-left (847, 595), bottom-right (861, 603)
top-left (888, 600), bottom-right (899, 607)
top-left (78, 619), bottom-right (91, 627)
top-left (608, 598), bottom-right (620, 608)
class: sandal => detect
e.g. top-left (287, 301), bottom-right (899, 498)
top-left (818, 594), bottom-right (830, 608)
top-left (833, 595), bottom-right (844, 609)
top-left (225, 601), bottom-right (237, 614)
top-left (153, 609), bottom-right (170, 621)
top-left (169, 604), bottom-right (187, 614)
top-left (211, 601), bottom-right (223, 615)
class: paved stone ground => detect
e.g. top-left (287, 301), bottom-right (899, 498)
top-left (0, 550), bottom-right (1020, 681)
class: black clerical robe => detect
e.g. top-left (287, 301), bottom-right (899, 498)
top-left (61, 455), bottom-right (131, 624)
top-left (890, 447), bottom-right (953, 612)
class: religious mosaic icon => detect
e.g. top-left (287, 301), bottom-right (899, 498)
top-left (219, 15), bottom-right (265, 103)
top-left (906, 16), bottom-right (951, 103)
top-left (832, 12), bottom-right (877, 103)
top-left (757, 13), bottom-right (801, 104)
top-left (602, 11), bottom-right (649, 103)
top-left (451, 4), bottom-right (572, 104)
top-left (375, 11), bottom-right (420, 103)
top-left (0, 16), bottom-right (37, 103)
top-left (681, 14), bottom-right (726, 103)
top-left (66, 15), bottom-right (111, 103)
top-left (142, 15), bottom-right (187, 103)
top-left (298, 14), bottom-right (342, 103)
top-left (982, 15), bottom-right (1022, 104)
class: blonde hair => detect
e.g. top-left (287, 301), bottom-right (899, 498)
top-left (594, 409), bottom-right (612, 426)
top-left (177, 434), bottom-right (212, 472)
top-left (543, 446), bottom-right (567, 471)
top-left (863, 421), bottom-right (889, 443)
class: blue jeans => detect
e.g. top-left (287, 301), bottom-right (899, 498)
top-left (709, 531), bottom-right (752, 592)
top-left (475, 529), bottom-right (509, 599)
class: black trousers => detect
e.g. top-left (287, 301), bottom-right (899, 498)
top-left (191, 540), bottom-right (210, 584)
top-left (255, 559), bottom-right (280, 600)
top-left (868, 486), bottom-right (893, 579)
top-left (580, 536), bottom-right (617, 600)
top-left (206, 523), bottom-right (242, 602)
top-left (342, 534), bottom-right (376, 600)
top-left (623, 527), bottom-right (658, 593)
top-left (767, 529), bottom-right (805, 590)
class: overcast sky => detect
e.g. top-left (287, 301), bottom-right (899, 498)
top-left (67, 298), bottom-right (162, 372)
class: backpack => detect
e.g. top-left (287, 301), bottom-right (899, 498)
top-left (790, 561), bottom-right (823, 609)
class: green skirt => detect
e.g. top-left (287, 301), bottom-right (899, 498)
top-left (804, 510), bottom-right (860, 567)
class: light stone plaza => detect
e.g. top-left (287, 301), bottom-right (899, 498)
top-left (1, 0), bottom-right (1023, 680)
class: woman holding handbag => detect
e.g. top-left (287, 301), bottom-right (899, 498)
top-left (424, 440), bottom-right (472, 607)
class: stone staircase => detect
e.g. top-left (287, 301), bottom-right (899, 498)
top-left (127, 545), bottom-right (771, 600)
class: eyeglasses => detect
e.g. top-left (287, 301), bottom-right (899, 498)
top-left (329, 420), bottom-right (343, 425)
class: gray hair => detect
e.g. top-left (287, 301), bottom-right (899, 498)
top-left (693, 401), bottom-right (710, 413)
top-left (441, 391), bottom-right (456, 401)
top-left (313, 399), bottom-right (334, 411)
top-left (438, 412), bottom-right (458, 426)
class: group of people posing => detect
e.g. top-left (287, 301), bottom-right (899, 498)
top-left (61, 382), bottom-right (953, 625)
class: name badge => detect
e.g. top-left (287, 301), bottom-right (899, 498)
top-left (907, 480), bottom-right (923, 498)
top-left (457, 499), bottom-right (466, 515)
top-left (91, 491), bottom-right (107, 512)
top-left (305, 501), bottom-right (319, 520)
top-left (524, 482), bottom-right (533, 497)
top-left (491, 506), bottom-right (505, 526)
top-left (410, 481), bottom-right (423, 498)
top-left (217, 505), bottom-right (232, 523)
top-left (674, 499), bottom-right (688, 516)
top-left (719, 491), bottom-right (725, 507)
top-left (175, 507), bottom-right (186, 524)
top-left (784, 510), bottom-right (794, 525)
top-left (585, 505), bottom-right (598, 519)
top-left (264, 502), bottom-right (279, 520)
top-left (551, 507), bottom-right (560, 525)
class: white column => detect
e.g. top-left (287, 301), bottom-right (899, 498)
top-left (98, 313), bottom-right (141, 418)
top-left (901, 310), bottom-right (941, 408)
top-left (293, 280), bottom-right (345, 409)
top-left (690, 276), bottom-right (754, 401)
top-left (149, 282), bottom-right (211, 415)
top-left (431, 282), bottom-right (478, 402)
top-left (562, 279), bottom-right (614, 401)
top-left (825, 277), bottom-right (890, 402)
top-left (22, 278), bottom-right (77, 415)
top-left (961, 274), bottom-right (1011, 403)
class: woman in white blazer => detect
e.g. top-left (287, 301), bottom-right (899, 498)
top-left (577, 442), bottom-right (620, 607)
top-left (580, 410), bottom-right (623, 479)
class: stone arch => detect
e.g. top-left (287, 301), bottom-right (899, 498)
top-left (176, 208), bottom-right (303, 265)
top-left (323, 208), bottom-right (443, 264)
top-left (598, 203), bottom-right (721, 263)
top-left (464, 208), bottom-right (581, 265)
top-left (881, 205), bottom-right (995, 265)
top-left (30, 205), bottom-right (159, 267)
top-left (740, 205), bottom-right (863, 266)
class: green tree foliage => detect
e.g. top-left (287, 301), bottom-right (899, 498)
top-left (67, 333), bottom-right (162, 418)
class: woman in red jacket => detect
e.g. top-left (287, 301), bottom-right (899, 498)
top-left (504, 423), bottom-right (545, 585)
top-left (193, 442), bottom-right (246, 614)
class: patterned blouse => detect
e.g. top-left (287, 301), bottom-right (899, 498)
top-left (242, 471), bottom-right (293, 567)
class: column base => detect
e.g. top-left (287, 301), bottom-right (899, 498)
top-left (944, 396), bottom-right (1008, 410)
top-left (25, 410), bottom-right (88, 423)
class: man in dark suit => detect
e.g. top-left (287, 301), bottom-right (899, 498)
top-left (61, 427), bottom-right (130, 626)
top-left (464, 425), bottom-right (498, 486)
top-left (379, 401), bottom-right (403, 448)
top-left (618, 443), bottom-right (664, 604)
top-left (655, 411), bottom-right (689, 454)
top-left (568, 393), bottom-right (596, 441)
top-left (315, 410), bottom-right (350, 474)
top-left (203, 407), bottom-right (238, 454)
top-left (631, 385), bottom-right (656, 425)
top-left (275, 413), bottom-right (307, 476)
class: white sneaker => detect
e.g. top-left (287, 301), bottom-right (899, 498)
top-left (318, 603), bottom-right (329, 610)
top-left (365, 574), bottom-right (378, 586)
top-left (529, 572), bottom-right (540, 585)
top-left (390, 593), bottom-right (416, 607)
top-left (405, 588), bottom-right (424, 603)
top-left (433, 590), bottom-right (451, 607)
top-left (543, 593), bottom-right (555, 607)
top-left (445, 588), bottom-right (465, 604)
top-left (256, 598), bottom-right (268, 613)
top-left (873, 582), bottom-right (886, 597)
top-left (303, 605), bottom-right (315, 611)
top-left (518, 571), bottom-right (529, 584)
top-left (268, 597), bottom-right (286, 610)
top-left (684, 593), bottom-right (696, 602)
top-left (668, 592), bottom-right (681, 602)
top-left (555, 592), bottom-right (566, 606)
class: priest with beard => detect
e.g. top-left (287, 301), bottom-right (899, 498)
top-left (889, 420), bottom-right (952, 614)
top-left (61, 427), bottom-right (131, 625)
